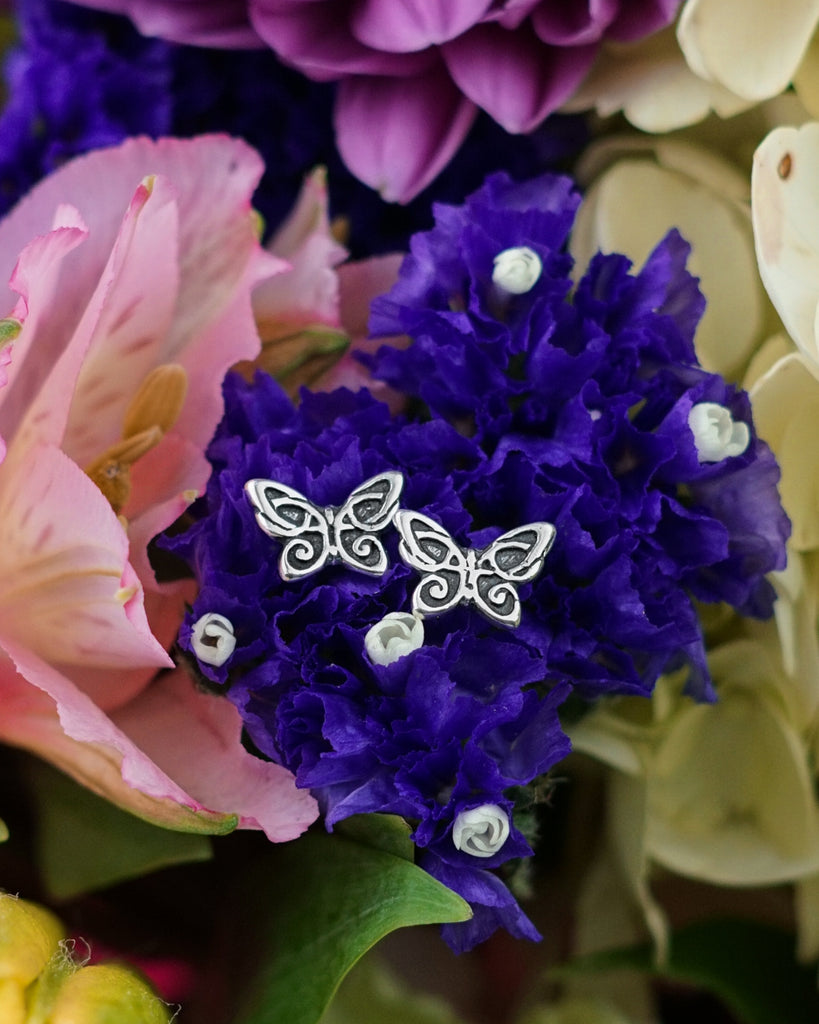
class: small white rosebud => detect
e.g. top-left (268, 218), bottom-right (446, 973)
top-left (452, 804), bottom-right (510, 858)
top-left (364, 612), bottom-right (424, 666)
top-left (491, 246), bottom-right (542, 295)
top-left (191, 613), bottom-right (236, 667)
top-left (688, 402), bottom-right (750, 462)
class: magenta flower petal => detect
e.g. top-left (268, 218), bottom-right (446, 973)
top-left (608, 0), bottom-right (681, 41)
top-left (531, 0), bottom-right (619, 45)
top-left (443, 22), bottom-right (596, 133)
top-left (335, 66), bottom-right (477, 202)
top-left (350, 0), bottom-right (494, 53)
top-left (250, 0), bottom-right (433, 80)
top-left (67, 0), bottom-right (264, 47)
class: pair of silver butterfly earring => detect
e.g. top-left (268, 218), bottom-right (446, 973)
top-left (244, 470), bottom-right (556, 630)
top-left (191, 471), bottom-right (556, 671)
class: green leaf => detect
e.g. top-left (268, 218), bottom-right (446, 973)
top-left (336, 813), bottom-right (415, 861)
top-left (27, 761), bottom-right (212, 900)
top-left (235, 829), bottom-right (471, 1024)
top-left (559, 918), bottom-right (819, 1024)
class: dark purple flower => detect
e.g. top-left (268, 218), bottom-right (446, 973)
top-left (166, 169), bottom-right (789, 949)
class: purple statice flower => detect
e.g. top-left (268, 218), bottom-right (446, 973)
top-left (367, 171), bottom-right (790, 699)
top-left (0, 0), bottom-right (171, 213)
top-left (62, 0), bottom-right (677, 201)
top-left (166, 374), bottom-right (572, 950)
top-left (165, 170), bottom-right (789, 949)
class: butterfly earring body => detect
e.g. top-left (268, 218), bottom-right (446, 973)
top-left (394, 509), bottom-right (556, 628)
top-left (245, 471), bottom-right (404, 580)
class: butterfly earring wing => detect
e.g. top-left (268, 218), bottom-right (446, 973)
top-left (474, 522), bottom-right (556, 627)
top-left (334, 471), bottom-right (404, 576)
top-left (394, 509), bottom-right (469, 617)
top-left (244, 478), bottom-right (331, 581)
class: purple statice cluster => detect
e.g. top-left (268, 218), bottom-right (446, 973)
top-left (0, 0), bottom-right (585, 253)
top-left (0, 0), bottom-right (172, 209)
top-left (166, 172), bottom-right (789, 951)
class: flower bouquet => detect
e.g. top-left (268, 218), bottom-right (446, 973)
top-left (2, 3), bottom-right (819, 1023)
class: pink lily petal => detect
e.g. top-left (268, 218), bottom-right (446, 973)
top-left (338, 253), bottom-right (404, 339)
top-left (255, 167), bottom-right (347, 331)
top-left (0, 649), bottom-right (240, 834)
top-left (0, 222), bottom-right (88, 443)
top-left (443, 22), bottom-right (597, 132)
top-left (112, 669), bottom-right (318, 841)
top-left (315, 254), bottom-right (408, 409)
top-left (33, 176), bottom-right (179, 469)
top-left (125, 435), bottom-right (209, 581)
top-left (0, 443), bottom-right (169, 671)
top-left (531, 0), bottom-right (618, 45)
top-left (63, 0), bottom-right (264, 47)
top-left (335, 65), bottom-right (477, 202)
top-left (250, 0), bottom-right (434, 80)
top-left (350, 0), bottom-right (494, 53)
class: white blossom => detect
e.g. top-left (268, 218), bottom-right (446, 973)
top-left (191, 612), bottom-right (236, 667)
top-left (452, 804), bottom-right (510, 858)
top-left (491, 246), bottom-right (542, 295)
top-left (364, 612), bottom-right (423, 666)
top-left (688, 402), bottom-right (750, 462)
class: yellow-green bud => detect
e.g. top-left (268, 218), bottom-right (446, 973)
top-left (0, 895), bottom-right (64, 986)
top-left (0, 894), bottom-right (64, 1024)
top-left (46, 964), bottom-right (171, 1024)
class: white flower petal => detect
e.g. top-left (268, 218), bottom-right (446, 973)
top-left (364, 612), bottom-right (423, 666)
top-left (678, 0), bottom-right (819, 101)
top-left (452, 803), bottom-right (509, 857)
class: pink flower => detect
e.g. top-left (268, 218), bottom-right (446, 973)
top-left (250, 166), bottom-right (407, 408)
top-left (0, 135), bottom-right (318, 840)
top-left (64, 0), bottom-right (681, 201)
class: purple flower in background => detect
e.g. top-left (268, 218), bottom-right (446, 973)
top-left (0, 0), bottom-right (171, 206)
top-left (0, 1), bottom-right (585, 253)
top-left (61, 0), bottom-right (679, 200)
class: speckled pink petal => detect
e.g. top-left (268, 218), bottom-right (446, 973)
top-left (0, 442), bottom-right (169, 670)
top-left (255, 168), bottom-right (347, 330)
top-left (112, 668), bottom-right (318, 841)
top-left (316, 254), bottom-right (407, 409)
top-left (443, 22), bottom-right (597, 132)
top-left (0, 650), bottom-right (240, 834)
top-left (351, 0), bottom-right (493, 53)
top-left (125, 435), bottom-right (210, 584)
top-left (62, 174), bottom-right (180, 468)
top-left (0, 221), bottom-right (88, 445)
top-left (335, 65), bottom-right (477, 202)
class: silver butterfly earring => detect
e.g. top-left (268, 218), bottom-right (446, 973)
top-left (244, 471), bottom-right (404, 580)
top-left (393, 509), bottom-right (556, 628)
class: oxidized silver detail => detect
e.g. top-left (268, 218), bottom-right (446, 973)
top-left (394, 509), bottom-right (556, 628)
top-left (245, 471), bottom-right (404, 580)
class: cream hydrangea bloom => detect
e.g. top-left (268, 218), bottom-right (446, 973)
top-left (569, 1), bottom-right (819, 131)
top-left (572, 622), bottom-right (819, 937)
